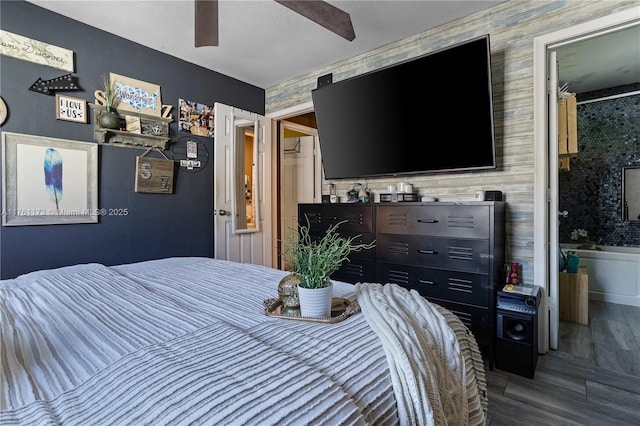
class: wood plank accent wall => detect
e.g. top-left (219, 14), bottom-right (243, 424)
top-left (265, 0), bottom-right (638, 285)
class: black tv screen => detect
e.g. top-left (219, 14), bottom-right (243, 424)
top-left (312, 35), bottom-right (496, 180)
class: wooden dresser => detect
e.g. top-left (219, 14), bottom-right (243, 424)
top-left (298, 201), bottom-right (506, 366)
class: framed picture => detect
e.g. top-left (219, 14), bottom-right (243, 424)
top-left (178, 98), bottom-right (214, 137)
top-left (2, 132), bottom-right (98, 226)
top-left (55, 94), bottom-right (87, 123)
top-left (110, 72), bottom-right (162, 117)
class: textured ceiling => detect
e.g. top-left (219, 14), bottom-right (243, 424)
top-left (26, 0), bottom-right (505, 88)
top-left (555, 25), bottom-right (640, 95)
top-left (26, 1), bottom-right (639, 93)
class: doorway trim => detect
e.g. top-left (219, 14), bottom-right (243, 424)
top-left (533, 7), bottom-right (640, 353)
top-left (267, 101), bottom-right (319, 267)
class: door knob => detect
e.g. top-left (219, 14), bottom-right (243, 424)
top-left (559, 210), bottom-right (568, 218)
top-left (217, 209), bottom-right (228, 216)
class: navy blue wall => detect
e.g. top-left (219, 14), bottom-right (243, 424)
top-left (0, 1), bottom-right (265, 278)
top-left (559, 84), bottom-right (640, 247)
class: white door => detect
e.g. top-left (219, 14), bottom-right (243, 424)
top-left (280, 123), bottom-right (318, 269)
top-left (548, 50), bottom-right (560, 350)
top-left (213, 103), bottom-right (272, 266)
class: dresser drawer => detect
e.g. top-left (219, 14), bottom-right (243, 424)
top-left (331, 258), bottom-right (376, 284)
top-left (377, 205), bottom-right (489, 238)
top-left (298, 204), bottom-right (374, 234)
top-left (298, 204), bottom-right (323, 232)
top-left (376, 262), bottom-right (490, 306)
top-left (321, 204), bottom-right (373, 233)
top-left (306, 231), bottom-right (375, 259)
top-left (376, 234), bottom-right (490, 274)
top-left (428, 298), bottom-right (491, 344)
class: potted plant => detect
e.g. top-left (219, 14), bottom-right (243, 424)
top-left (285, 217), bottom-right (375, 317)
top-left (570, 228), bottom-right (598, 250)
top-left (96, 73), bottom-right (120, 129)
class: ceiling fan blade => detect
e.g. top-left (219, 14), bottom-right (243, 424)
top-left (275, 1), bottom-right (355, 41)
top-left (195, 0), bottom-right (219, 47)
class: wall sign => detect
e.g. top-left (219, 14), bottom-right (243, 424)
top-left (0, 30), bottom-right (74, 72)
top-left (55, 94), bottom-right (86, 123)
top-left (135, 153), bottom-right (175, 194)
top-left (30, 74), bottom-right (80, 96)
top-left (110, 73), bottom-right (162, 117)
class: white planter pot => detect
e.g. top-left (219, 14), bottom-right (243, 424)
top-left (297, 282), bottom-right (333, 318)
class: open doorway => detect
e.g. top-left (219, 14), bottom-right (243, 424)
top-left (533, 8), bottom-right (639, 354)
top-left (275, 112), bottom-right (322, 270)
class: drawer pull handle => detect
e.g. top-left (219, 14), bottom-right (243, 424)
top-left (419, 279), bottom-right (437, 285)
top-left (417, 249), bottom-right (438, 255)
top-left (417, 219), bottom-right (439, 223)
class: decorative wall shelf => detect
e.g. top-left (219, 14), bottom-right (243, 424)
top-left (89, 103), bottom-right (172, 150)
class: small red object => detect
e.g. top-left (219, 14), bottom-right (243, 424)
top-left (510, 262), bottom-right (520, 283)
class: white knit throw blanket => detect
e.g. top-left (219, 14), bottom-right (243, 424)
top-left (356, 282), bottom-right (487, 426)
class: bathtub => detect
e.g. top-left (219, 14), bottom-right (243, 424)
top-left (561, 245), bottom-right (640, 307)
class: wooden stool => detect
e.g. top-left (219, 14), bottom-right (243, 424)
top-left (559, 265), bottom-right (589, 325)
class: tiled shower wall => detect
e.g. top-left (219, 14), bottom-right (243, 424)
top-left (559, 84), bottom-right (640, 247)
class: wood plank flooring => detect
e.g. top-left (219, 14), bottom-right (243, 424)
top-left (486, 300), bottom-right (640, 425)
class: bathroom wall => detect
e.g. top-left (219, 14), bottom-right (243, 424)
top-left (559, 83), bottom-right (640, 247)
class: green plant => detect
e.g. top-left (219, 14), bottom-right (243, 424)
top-left (100, 73), bottom-right (117, 109)
top-left (286, 217), bottom-right (375, 289)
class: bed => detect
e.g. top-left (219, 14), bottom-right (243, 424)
top-left (1, 257), bottom-right (487, 425)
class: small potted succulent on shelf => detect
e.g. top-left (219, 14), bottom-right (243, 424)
top-left (96, 73), bottom-right (120, 129)
top-left (284, 217), bottom-right (375, 318)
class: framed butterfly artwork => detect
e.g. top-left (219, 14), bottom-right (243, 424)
top-left (1, 132), bottom-right (98, 226)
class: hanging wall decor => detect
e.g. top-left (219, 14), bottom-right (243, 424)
top-left (135, 147), bottom-right (175, 193)
top-left (171, 136), bottom-right (210, 173)
top-left (0, 30), bottom-right (74, 72)
top-left (178, 98), bottom-right (214, 137)
top-left (29, 74), bottom-right (80, 96)
top-left (1, 132), bottom-right (98, 226)
top-left (0, 96), bottom-right (7, 126)
top-left (55, 94), bottom-right (86, 123)
top-left (110, 73), bottom-right (162, 117)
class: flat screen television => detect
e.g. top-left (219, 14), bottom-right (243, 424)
top-left (312, 34), bottom-right (496, 180)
